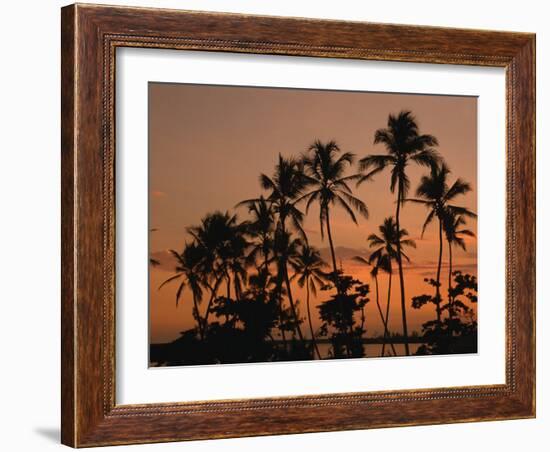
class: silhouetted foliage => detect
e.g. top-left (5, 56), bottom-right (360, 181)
top-left (413, 271), bottom-right (478, 355)
top-left (317, 272), bottom-right (370, 358)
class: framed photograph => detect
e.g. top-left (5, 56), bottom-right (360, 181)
top-left (61, 3), bottom-right (535, 447)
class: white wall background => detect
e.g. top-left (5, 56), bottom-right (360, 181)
top-left (0, 1), bottom-right (545, 451)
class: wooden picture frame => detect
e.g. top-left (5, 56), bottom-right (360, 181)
top-left (61, 3), bottom-right (535, 447)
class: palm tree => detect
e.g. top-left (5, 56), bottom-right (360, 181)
top-left (186, 211), bottom-right (249, 329)
top-left (273, 229), bottom-right (306, 343)
top-left (364, 217), bottom-right (415, 355)
top-left (256, 155), bottom-right (310, 342)
top-left (407, 163), bottom-right (475, 323)
top-left (300, 140), bottom-right (368, 287)
top-left (260, 154), bottom-right (309, 238)
top-left (237, 196), bottom-right (275, 279)
top-left (289, 243), bottom-right (328, 359)
top-left (354, 254), bottom-right (396, 356)
top-left (443, 212), bottom-right (475, 321)
top-left (159, 242), bottom-right (206, 339)
top-left (358, 111), bottom-right (439, 355)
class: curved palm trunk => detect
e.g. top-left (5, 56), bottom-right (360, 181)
top-left (192, 293), bottom-right (204, 340)
top-left (278, 219), bottom-right (304, 347)
top-left (262, 236), bottom-right (270, 296)
top-left (395, 186), bottom-right (410, 356)
top-left (447, 240), bottom-right (454, 337)
top-left (381, 272), bottom-right (394, 356)
top-left (202, 276), bottom-right (223, 336)
top-left (224, 271), bottom-right (232, 322)
top-left (225, 271), bottom-right (231, 299)
top-left (325, 208), bottom-right (339, 282)
top-left (448, 241), bottom-right (453, 316)
top-left (306, 282), bottom-right (322, 359)
top-left (434, 219), bottom-right (443, 324)
top-left (283, 264), bottom-right (306, 343)
top-left (233, 273), bottom-right (242, 300)
top-left (375, 274), bottom-right (396, 357)
top-left (272, 245), bottom-right (288, 350)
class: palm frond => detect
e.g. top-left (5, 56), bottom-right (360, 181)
top-left (367, 234), bottom-right (384, 247)
top-left (457, 228), bottom-right (476, 237)
top-left (334, 195), bottom-right (358, 224)
top-left (259, 173), bottom-right (276, 192)
top-left (403, 197), bottom-right (431, 206)
top-left (400, 239), bottom-right (417, 248)
top-left (158, 273), bottom-right (183, 290)
top-left (358, 154), bottom-right (394, 172)
top-left (444, 178), bottom-right (472, 201)
top-left (175, 282), bottom-right (186, 307)
top-left (334, 151), bottom-right (355, 168)
top-left (447, 205), bottom-right (477, 218)
top-left (353, 256), bottom-right (370, 265)
top-left (338, 191), bottom-right (369, 219)
top-left (421, 209), bottom-right (436, 237)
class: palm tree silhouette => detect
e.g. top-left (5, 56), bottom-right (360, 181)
top-left (273, 228), bottom-right (306, 343)
top-left (159, 243), bottom-right (206, 339)
top-left (354, 253), bottom-right (395, 356)
top-left (363, 217), bottom-right (415, 355)
top-left (407, 163), bottom-right (475, 323)
top-left (260, 154), bottom-right (309, 238)
top-left (258, 155), bottom-right (310, 343)
top-left (443, 212), bottom-right (475, 321)
top-left (300, 140), bottom-right (368, 288)
top-left (237, 196), bottom-right (275, 280)
top-left (358, 111), bottom-right (439, 355)
top-left (289, 243), bottom-right (329, 359)
top-left (186, 211), bottom-right (249, 330)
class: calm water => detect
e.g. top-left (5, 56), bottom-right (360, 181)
top-left (317, 342), bottom-right (422, 359)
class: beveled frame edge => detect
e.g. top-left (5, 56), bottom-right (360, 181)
top-left (61, 3), bottom-right (535, 447)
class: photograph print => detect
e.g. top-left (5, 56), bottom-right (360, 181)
top-left (148, 83), bottom-right (478, 367)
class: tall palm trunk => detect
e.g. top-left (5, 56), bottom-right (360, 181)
top-left (278, 219), bottom-right (305, 346)
top-left (233, 273), bottom-right (242, 300)
top-left (225, 271), bottom-right (231, 299)
top-left (375, 273), bottom-right (396, 357)
top-left (447, 240), bottom-right (454, 337)
top-left (306, 282), bottom-right (322, 359)
top-left (434, 218), bottom-right (443, 323)
top-left (192, 293), bottom-right (204, 340)
top-left (202, 276), bottom-right (222, 336)
top-left (262, 237), bottom-right (270, 295)
top-left (272, 241), bottom-right (288, 349)
top-left (395, 185), bottom-right (410, 355)
top-left (224, 271), bottom-right (232, 322)
top-left (325, 207), bottom-right (339, 282)
top-left (381, 272), bottom-right (394, 356)
top-left (283, 264), bottom-right (305, 342)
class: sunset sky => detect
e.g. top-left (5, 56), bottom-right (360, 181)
top-left (148, 82), bottom-right (478, 344)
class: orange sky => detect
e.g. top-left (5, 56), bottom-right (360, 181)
top-left (148, 83), bottom-right (477, 344)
